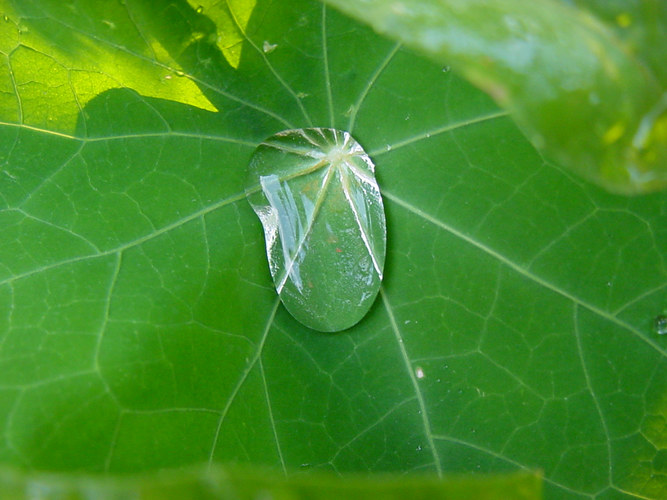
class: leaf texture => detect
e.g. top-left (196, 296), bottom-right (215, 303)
top-left (0, 1), bottom-right (664, 498)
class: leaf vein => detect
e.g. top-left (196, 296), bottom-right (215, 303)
top-left (385, 191), bottom-right (666, 357)
top-left (381, 288), bottom-right (442, 476)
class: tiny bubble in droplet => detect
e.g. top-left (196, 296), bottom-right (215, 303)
top-left (654, 315), bottom-right (667, 335)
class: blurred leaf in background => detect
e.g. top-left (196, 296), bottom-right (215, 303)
top-left (323, 0), bottom-right (667, 193)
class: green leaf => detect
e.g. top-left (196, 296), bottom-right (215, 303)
top-left (0, 466), bottom-right (542, 500)
top-left (246, 128), bottom-right (386, 332)
top-left (0, 0), bottom-right (665, 499)
top-left (322, 0), bottom-right (667, 194)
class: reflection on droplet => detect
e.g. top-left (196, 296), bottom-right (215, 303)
top-left (654, 315), bottom-right (667, 335)
top-left (246, 128), bottom-right (386, 332)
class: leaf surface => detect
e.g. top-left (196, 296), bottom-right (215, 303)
top-left (0, 0), bottom-right (665, 499)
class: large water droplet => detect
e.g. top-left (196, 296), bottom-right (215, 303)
top-left (655, 315), bottom-right (667, 335)
top-left (246, 128), bottom-right (386, 332)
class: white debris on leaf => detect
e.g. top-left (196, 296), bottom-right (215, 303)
top-left (263, 41), bottom-right (278, 53)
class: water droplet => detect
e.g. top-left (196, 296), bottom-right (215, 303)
top-left (385, 144), bottom-right (392, 151)
top-left (246, 128), bottom-right (386, 332)
top-left (442, 65), bottom-right (451, 73)
top-left (195, 5), bottom-right (204, 14)
top-left (164, 74), bottom-right (172, 80)
top-left (263, 41), bottom-right (278, 54)
top-left (174, 69), bottom-right (186, 77)
top-left (415, 366), bottom-right (425, 379)
top-left (3, 15), bottom-right (9, 22)
top-left (416, 445), bottom-right (422, 451)
top-left (654, 315), bottom-right (667, 335)
top-left (425, 133), bottom-right (431, 138)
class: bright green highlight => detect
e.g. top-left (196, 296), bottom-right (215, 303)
top-left (0, 0), bottom-right (218, 133)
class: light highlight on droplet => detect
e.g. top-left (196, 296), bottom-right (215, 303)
top-left (246, 128), bottom-right (386, 332)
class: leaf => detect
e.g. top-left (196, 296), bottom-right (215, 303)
top-left (0, 0), bottom-right (665, 499)
top-left (0, 466), bottom-right (542, 500)
top-left (322, 0), bottom-right (667, 194)
top-left (246, 128), bottom-right (386, 332)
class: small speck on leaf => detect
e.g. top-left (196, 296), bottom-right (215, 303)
top-left (263, 41), bottom-right (278, 53)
